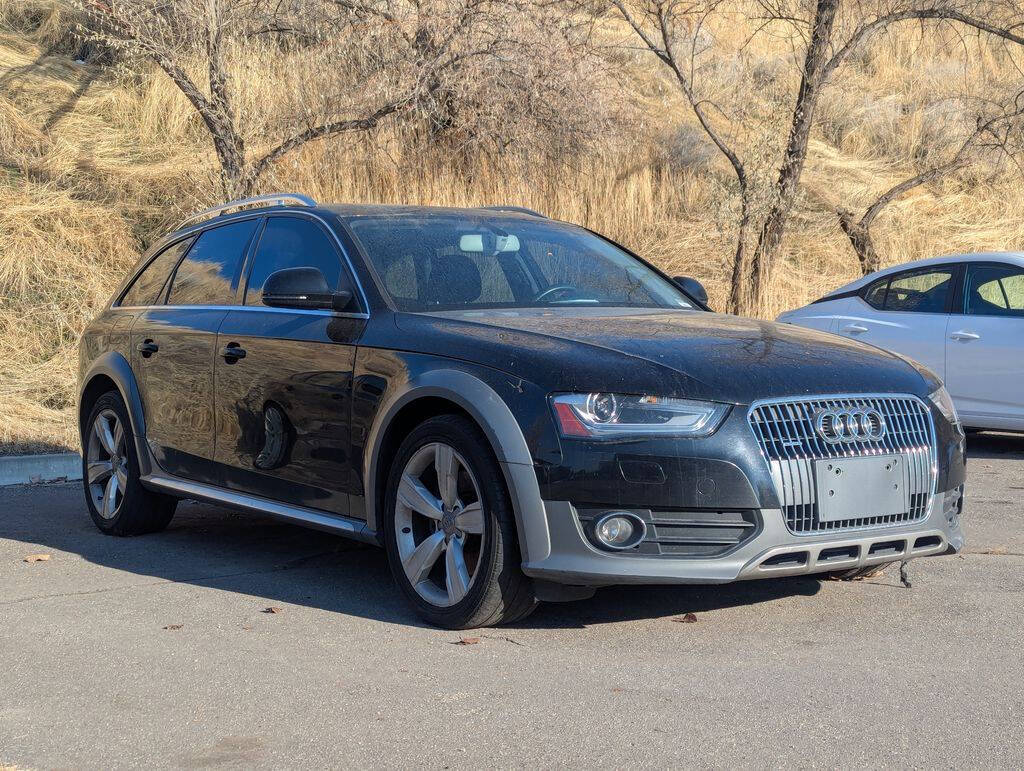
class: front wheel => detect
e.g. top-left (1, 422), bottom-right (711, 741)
top-left (382, 415), bottom-right (536, 629)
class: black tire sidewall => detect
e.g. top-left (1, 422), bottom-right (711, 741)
top-left (382, 416), bottom-right (509, 627)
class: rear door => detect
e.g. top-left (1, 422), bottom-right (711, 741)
top-left (132, 217), bottom-right (260, 482)
top-left (834, 265), bottom-right (958, 380)
top-left (213, 214), bottom-right (367, 515)
top-left (944, 262), bottom-right (1024, 430)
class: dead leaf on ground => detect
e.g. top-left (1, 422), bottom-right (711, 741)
top-left (672, 613), bottom-right (699, 623)
top-left (23, 554), bottom-right (51, 563)
top-left (163, 624), bottom-right (183, 630)
top-left (451, 636), bottom-right (480, 645)
top-left (261, 606), bottom-right (282, 614)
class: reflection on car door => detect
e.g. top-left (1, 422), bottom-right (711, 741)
top-left (944, 262), bottom-right (1024, 430)
top-left (835, 265), bottom-right (957, 380)
top-left (213, 214), bottom-right (366, 516)
top-left (132, 217), bottom-right (260, 483)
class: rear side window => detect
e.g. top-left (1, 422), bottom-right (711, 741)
top-left (244, 216), bottom-right (345, 306)
top-left (966, 264), bottom-right (1024, 317)
top-left (166, 219), bottom-right (260, 306)
top-left (863, 268), bottom-right (954, 313)
top-left (120, 238), bottom-right (194, 307)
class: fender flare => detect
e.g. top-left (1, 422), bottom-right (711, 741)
top-left (363, 369), bottom-right (551, 563)
top-left (79, 352), bottom-right (151, 473)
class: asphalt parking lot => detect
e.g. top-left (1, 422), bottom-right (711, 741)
top-left (2, 434), bottom-right (1022, 768)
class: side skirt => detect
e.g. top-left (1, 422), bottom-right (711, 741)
top-left (141, 473), bottom-right (379, 545)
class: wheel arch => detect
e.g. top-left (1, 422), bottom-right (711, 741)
top-left (363, 370), bottom-right (551, 563)
top-left (79, 352), bottom-right (150, 472)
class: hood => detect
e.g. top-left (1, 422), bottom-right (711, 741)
top-left (406, 307), bottom-right (933, 403)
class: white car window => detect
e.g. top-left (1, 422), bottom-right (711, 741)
top-left (863, 268), bottom-right (954, 313)
top-left (966, 264), bottom-right (1024, 317)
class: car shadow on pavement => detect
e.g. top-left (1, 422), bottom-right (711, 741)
top-left (3, 483), bottom-right (822, 630)
top-left (966, 431), bottom-right (1024, 460)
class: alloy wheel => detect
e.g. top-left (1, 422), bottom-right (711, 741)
top-left (86, 409), bottom-right (128, 519)
top-left (394, 442), bottom-right (485, 607)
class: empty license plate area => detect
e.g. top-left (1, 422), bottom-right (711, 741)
top-left (813, 454), bottom-right (909, 522)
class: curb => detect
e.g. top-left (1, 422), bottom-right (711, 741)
top-left (0, 453), bottom-right (82, 487)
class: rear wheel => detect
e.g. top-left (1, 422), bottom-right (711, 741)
top-left (382, 415), bottom-right (536, 629)
top-left (82, 391), bottom-right (177, 535)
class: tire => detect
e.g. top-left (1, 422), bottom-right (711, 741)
top-left (82, 390), bottom-right (177, 536)
top-left (826, 563), bottom-right (891, 581)
top-left (382, 414), bottom-right (537, 629)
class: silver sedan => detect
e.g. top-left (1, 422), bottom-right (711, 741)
top-left (778, 252), bottom-right (1024, 432)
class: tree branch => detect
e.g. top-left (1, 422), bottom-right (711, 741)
top-left (247, 100), bottom-right (407, 183)
top-left (826, 6), bottom-right (1024, 81)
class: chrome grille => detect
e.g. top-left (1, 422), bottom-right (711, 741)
top-left (748, 395), bottom-right (936, 534)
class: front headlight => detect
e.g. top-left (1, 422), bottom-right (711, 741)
top-left (551, 393), bottom-right (730, 439)
top-left (929, 386), bottom-right (961, 428)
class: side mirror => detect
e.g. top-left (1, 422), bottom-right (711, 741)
top-left (673, 275), bottom-right (709, 307)
top-left (262, 267), bottom-right (353, 312)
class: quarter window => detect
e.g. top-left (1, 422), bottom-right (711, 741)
top-left (120, 238), bottom-right (194, 307)
top-left (863, 268), bottom-right (954, 313)
top-left (244, 216), bottom-right (346, 306)
top-left (166, 219), bottom-right (260, 306)
top-left (966, 264), bottom-right (1024, 317)
top-left (863, 278), bottom-right (888, 310)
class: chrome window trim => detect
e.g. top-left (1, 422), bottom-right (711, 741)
top-left (112, 304), bottom-right (369, 320)
top-left (746, 392), bottom-right (938, 536)
top-left (111, 209), bottom-right (372, 315)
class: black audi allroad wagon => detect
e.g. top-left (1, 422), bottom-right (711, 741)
top-left (78, 193), bottom-right (966, 628)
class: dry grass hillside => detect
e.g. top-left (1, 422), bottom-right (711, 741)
top-left (2, 0), bottom-right (1023, 453)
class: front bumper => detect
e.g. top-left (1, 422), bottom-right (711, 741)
top-left (522, 487), bottom-right (964, 586)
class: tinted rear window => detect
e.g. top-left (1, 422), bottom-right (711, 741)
top-left (166, 219), bottom-right (260, 306)
top-left (120, 237), bottom-right (194, 307)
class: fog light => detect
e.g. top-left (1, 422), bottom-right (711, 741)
top-left (592, 511), bottom-right (646, 550)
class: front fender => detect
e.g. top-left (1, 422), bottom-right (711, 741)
top-left (362, 366), bottom-right (551, 564)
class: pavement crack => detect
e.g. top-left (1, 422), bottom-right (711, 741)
top-left (961, 549), bottom-right (1024, 558)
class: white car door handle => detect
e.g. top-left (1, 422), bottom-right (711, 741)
top-left (950, 330), bottom-right (980, 341)
top-left (841, 323), bottom-right (869, 334)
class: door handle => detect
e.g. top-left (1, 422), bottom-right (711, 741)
top-left (950, 330), bottom-right (980, 341)
top-left (136, 340), bottom-right (159, 357)
top-left (841, 323), bottom-right (869, 334)
top-left (220, 343), bottom-right (247, 361)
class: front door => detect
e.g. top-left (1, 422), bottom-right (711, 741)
top-left (945, 262), bottom-right (1024, 430)
top-left (132, 216), bottom-right (260, 482)
top-left (836, 265), bottom-right (957, 380)
top-left (213, 214), bottom-right (366, 515)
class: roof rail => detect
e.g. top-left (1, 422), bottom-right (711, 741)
top-left (175, 192), bottom-right (318, 231)
top-left (477, 205), bottom-right (546, 218)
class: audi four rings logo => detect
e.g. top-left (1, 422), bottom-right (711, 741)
top-left (814, 408), bottom-right (887, 443)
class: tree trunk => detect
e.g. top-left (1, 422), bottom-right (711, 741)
top-left (837, 208), bottom-right (881, 275)
top-left (727, 196), bottom-right (753, 314)
top-left (746, 0), bottom-right (840, 313)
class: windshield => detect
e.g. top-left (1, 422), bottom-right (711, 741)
top-left (347, 215), bottom-right (694, 312)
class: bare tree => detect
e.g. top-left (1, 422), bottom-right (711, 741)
top-left (77, 0), bottom-right (600, 198)
top-left (612, 0), bottom-right (1024, 315)
top-left (838, 91), bottom-right (1024, 274)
